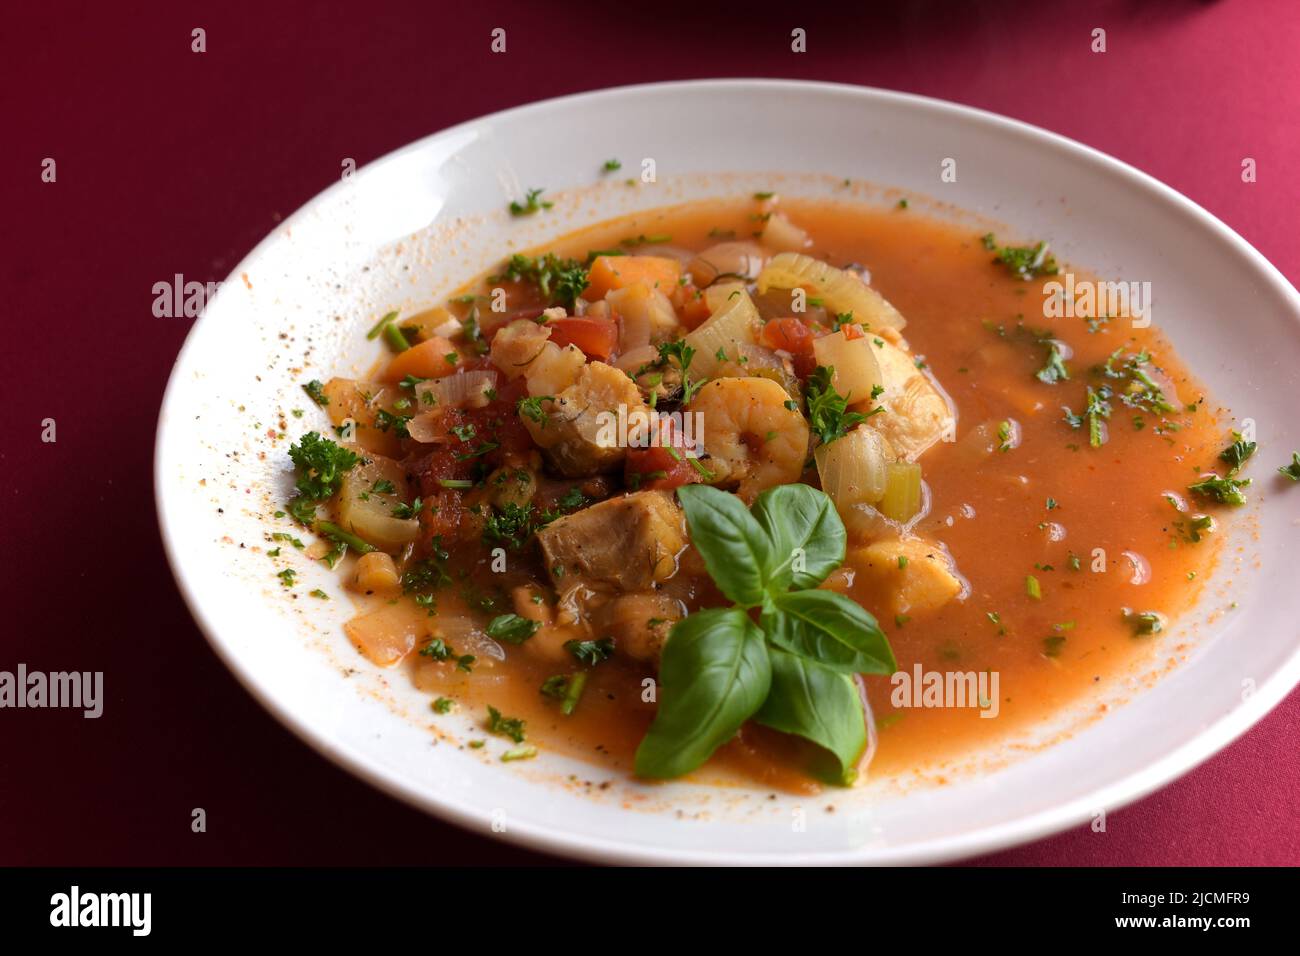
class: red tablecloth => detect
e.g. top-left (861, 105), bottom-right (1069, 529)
top-left (3, 0), bottom-right (1296, 865)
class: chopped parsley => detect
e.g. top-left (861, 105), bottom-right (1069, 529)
top-left (390, 497), bottom-right (423, 520)
top-left (1123, 609), bottom-right (1166, 636)
top-left (1188, 474), bottom-right (1251, 506)
top-left (486, 705), bottom-right (526, 743)
top-left (564, 637), bottom-right (615, 666)
top-left (1036, 340), bottom-right (1071, 384)
top-left (486, 613), bottom-right (541, 644)
top-left (981, 233), bottom-right (1059, 279)
top-left (509, 188), bottom-right (553, 217)
top-left (517, 395), bottom-right (553, 426)
top-left (657, 339), bottom-right (706, 403)
top-left (500, 253), bottom-right (589, 309)
top-left (288, 432), bottom-right (359, 503)
top-left (1218, 431), bottom-right (1257, 473)
top-left (541, 672), bottom-right (588, 716)
top-left (1279, 452), bottom-right (1300, 481)
top-left (805, 366), bottom-right (867, 446)
top-left (301, 380), bottom-right (330, 407)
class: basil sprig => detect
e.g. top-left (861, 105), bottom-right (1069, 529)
top-left (635, 484), bottom-right (895, 785)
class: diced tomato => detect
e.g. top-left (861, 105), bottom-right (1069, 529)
top-left (625, 444), bottom-right (698, 490)
top-left (544, 316), bottom-right (618, 361)
top-left (624, 416), bottom-right (703, 490)
top-left (675, 283), bottom-right (713, 330)
top-left (761, 317), bottom-right (819, 378)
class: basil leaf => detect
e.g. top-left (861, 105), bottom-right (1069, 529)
top-left (763, 589), bottom-right (896, 675)
top-left (751, 483), bottom-right (846, 591)
top-left (634, 607), bottom-right (771, 779)
top-left (675, 484), bottom-right (773, 607)
top-left (756, 648), bottom-right (868, 785)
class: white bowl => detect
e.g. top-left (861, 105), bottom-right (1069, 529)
top-left (155, 79), bottom-right (1300, 865)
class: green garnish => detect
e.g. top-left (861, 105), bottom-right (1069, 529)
top-left (541, 673), bottom-right (588, 716)
top-left (1188, 474), bottom-right (1251, 506)
top-left (564, 638), bottom-right (615, 666)
top-left (509, 188), bottom-right (553, 217)
top-left (657, 339), bottom-right (706, 403)
top-left (1219, 431), bottom-right (1257, 472)
top-left (486, 705), bottom-right (526, 743)
top-left (382, 322), bottom-right (410, 353)
top-left (635, 484), bottom-right (894, 786)
top-left (390, 498), bottom-right (423, 520)
top-left (602, 159), bottom-right (622, 172)
top-left (1279, 452), bottom-right (1300, 481)
top-left (373, 408), bottom-right (412, 439)
top-left (1036, 340), bottom-right (1070, 384)
top-left (1025, 575), bottom-right (1042, 600)
top-left (501, 744), bottom-right (537, 762)
top-left (482, 502), bottom-right (539, 550)
top-left (500, 253), bottom-right (589, 310)
top-left (981, 233), bottom-right (1059, 279)
top-left (302, 380), bottom-right (330, 407)
top-left (315, 520), bottom-right (376, 555)
top-left (288, 432), bottom-right (359, 504)
top-left (365, 310), bottom-right (399, 340)
top-left (432, 697), bottom-right (454, 714)
top-left (486, 613), bottom-right (542, 645)
top-left (805, 366), bottom-right (867, 446)
top-left (1123, 609), bottom-right (1166, 636)
top-left (1063, 386), bottom-right (1111, 447)
top-left (517, 395), bottom-right (553, 426)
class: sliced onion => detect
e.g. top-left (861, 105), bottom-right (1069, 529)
top-left (758, 252), bottom-right (906, 330)
top-left (414, 369), bottom-right (498, 412)
top-left (815, 426), bottom-right (891, 514)
top-left (685, 288), bottom-right (762, 378)
top-left (761, 211), bottom-right (812, 252)
top-left (688, 241), bottom-right (766, 287)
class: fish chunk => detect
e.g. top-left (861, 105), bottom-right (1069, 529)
top-left (536, 490), bottom-right (686, 591)
top-left (862, 338), bottom-right (954, 461)
top-left (851, 536), bottom-right (966, 616)
top-left (522, 361), bottom-right (648, 477)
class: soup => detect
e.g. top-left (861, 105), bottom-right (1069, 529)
top-left (279, 194), bottom-right (1242, 793)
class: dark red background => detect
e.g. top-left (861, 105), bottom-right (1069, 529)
top-left (3, 0), bottom-right (1296, 865)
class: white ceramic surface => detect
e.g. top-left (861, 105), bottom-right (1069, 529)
top-left (155, 80), bottom-right (1300, 865)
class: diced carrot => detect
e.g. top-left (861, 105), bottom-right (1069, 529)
top-left (382, 336), bottom-right (460, 383)
top-left (545, 316), bottom-right (618, 361)
top-left (584, 255), bottom-right (681, 301)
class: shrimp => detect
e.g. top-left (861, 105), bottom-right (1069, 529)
top-left (687, 377), bottom-right (809, 502)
